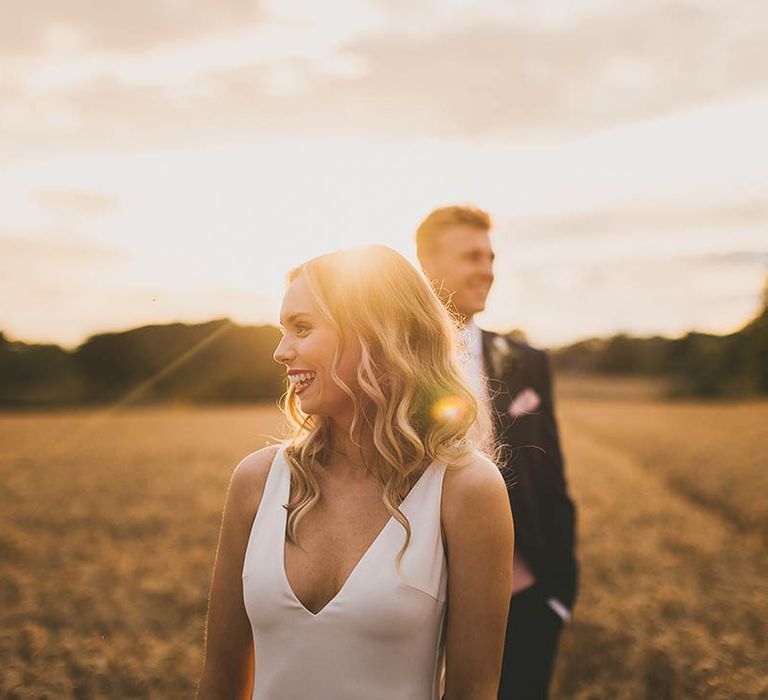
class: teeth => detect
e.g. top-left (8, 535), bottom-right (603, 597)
top-left (289, 371), bottom-right (315, 386)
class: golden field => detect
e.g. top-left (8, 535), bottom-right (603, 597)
top-left (1, 388), bottom-right (766, 699)
top-left (552, 386), bottom-right (768, 699)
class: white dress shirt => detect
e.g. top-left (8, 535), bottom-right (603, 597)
top-left (458, 320), bottom-right (488, 408)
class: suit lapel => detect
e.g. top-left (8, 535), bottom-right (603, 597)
top-left (481, 329), bottom-right (536, 430)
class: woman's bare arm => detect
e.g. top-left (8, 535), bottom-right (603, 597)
top-left (441, 452), bottom-right (514, 700)
top-left (196, 446), bottom-right (278, 700)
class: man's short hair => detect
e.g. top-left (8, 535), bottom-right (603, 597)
top-left (415, 205), bottom-right (492, 261)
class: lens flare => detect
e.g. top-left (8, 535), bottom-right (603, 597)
top-left (430, 396), bottom-right (467, 424)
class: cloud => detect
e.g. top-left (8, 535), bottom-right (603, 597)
top-left (0, 0), bottom-right (264, 59)
top-left (691, 251), bottom-right (768, 267)
top-left (0, 230), bottom-right (126, 293)
top-left (4, 1), bottom-right (768, 156)
top-left (312, 0), bottom-right (768, 138)
top-left (0, 231), bottom-right (123, 262)
top-left (35, 189), bottom-right (118, 218)
top-left (478, 196), bottom-right (768, 343)
top-left (499, 199), bottom-right (768, 242)
top-left (481, 243), bottom-right (767, 345)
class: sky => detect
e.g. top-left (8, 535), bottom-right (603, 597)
top-left (2, 0), bottom-right (767, 349)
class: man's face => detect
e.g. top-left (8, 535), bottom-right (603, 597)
top-left (420, 224), bottom-right (495, 320)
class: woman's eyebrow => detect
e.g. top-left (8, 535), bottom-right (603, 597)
top-left (279, 311), bottom-right (313, 326)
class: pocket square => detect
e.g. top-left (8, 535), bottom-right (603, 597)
top-left (508, 388), bottom-right (541, 417)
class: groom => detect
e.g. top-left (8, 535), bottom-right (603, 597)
top-left (416, 205), bottom-right (578, 699)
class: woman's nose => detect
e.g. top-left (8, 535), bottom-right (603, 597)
top-left (273, 336), bottom-right (294, 365)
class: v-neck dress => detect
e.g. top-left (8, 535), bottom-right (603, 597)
top-left (241, 445), bottom-right (448, 700)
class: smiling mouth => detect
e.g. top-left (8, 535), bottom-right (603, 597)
top-left (289, 371), bottom-right (317, 395)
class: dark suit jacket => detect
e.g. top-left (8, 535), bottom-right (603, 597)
top-left (481, 330), bottom-right (578, 611)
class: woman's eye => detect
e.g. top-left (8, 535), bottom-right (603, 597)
top-left (296, 325), bottom-right (311, 335)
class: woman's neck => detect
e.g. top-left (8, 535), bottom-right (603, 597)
top-left (326, 426), bottom-right (375, 480)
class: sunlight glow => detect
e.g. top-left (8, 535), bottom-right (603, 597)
top-left (431, 396), bottom-right (468, 424)
top-left (3, 3), bottom-right (766, 348)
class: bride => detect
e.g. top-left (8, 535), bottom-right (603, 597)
top-left (196, 245), bottom-right (514, 700)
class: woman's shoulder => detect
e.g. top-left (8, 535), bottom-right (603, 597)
top-left (227, 444), bottom-right (282, 517)
top-left (440, 450), bottom-right (513, 560)
top-left (441, 450), bottom-right (510, 532)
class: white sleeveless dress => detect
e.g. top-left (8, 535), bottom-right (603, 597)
top-left (241, 446), bottom-right (448, 700)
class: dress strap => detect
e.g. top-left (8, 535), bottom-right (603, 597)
top-left (394, 460), bottom-right (448, 602)
top-left (241, 444), bottom-right (290, 577)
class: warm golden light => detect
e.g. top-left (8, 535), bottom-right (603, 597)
top-left (1, 2), bottom-right (765, 349)
top-left (430, 396), bottom-right (468, 424)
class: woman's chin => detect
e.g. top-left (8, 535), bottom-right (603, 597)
top-left (296, 394), bottom-right (319, 414)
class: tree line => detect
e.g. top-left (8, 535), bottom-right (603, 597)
top-left (0, 320), bottom-right (283, 407)
top-left (551, 288), bottom-right (768, 397)
top-left (2, 291), bottom-right (766, 407)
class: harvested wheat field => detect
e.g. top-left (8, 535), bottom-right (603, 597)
top-left (1, 395), bottom-right (767, 699)
top-left (552, 394), bottom-right (768, 699)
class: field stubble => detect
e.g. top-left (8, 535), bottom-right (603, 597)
top-left (553, 395), bottom-right (768, 699)
top-left (0, 407), bottom-right (285, 699)
top-left (0, 396), bottom-right (766, 698)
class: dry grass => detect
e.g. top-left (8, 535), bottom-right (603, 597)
top-left (1, 397), bottom-right (766, 698)
top-left (558, 394), bottom-right (768, 544)
top-left (553, 395), bottom-right (768, 699)
top-left (0, 406), bottom-right (285, 699)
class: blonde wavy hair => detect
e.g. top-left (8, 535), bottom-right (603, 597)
top-left (280, 245), bottom-right (491, 562)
